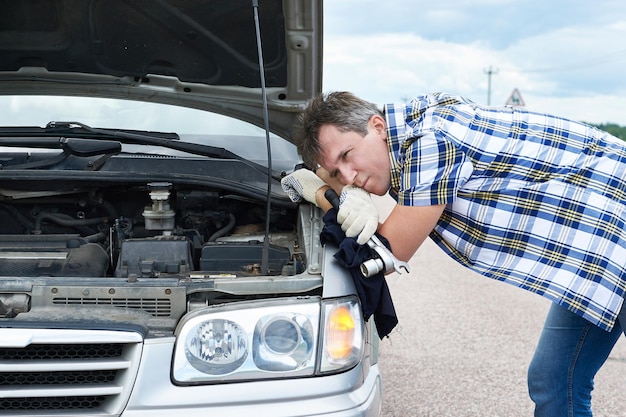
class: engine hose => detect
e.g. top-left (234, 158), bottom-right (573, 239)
top-left (33, 212), bottom-right (108, 234)
top-left (83, 232), bottom-right (107, 243)
top-left (208, 213), bottom-right (236, 242)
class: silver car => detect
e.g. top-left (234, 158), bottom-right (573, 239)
top-left (0, 1), bottom-right (382, 416)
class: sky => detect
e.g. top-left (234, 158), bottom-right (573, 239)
top-left (322, 0), bottom-right (626, 126)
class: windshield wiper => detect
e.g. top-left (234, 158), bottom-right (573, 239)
top-left (0, 136), bottom-right (121, 170)
top-left (0, 122), bottom-right (282, 179)
top-left (45, 122), bottom-right (181, 142)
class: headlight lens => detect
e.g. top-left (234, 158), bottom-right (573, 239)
top-left (172, 296), bottom-right (363, 384)
top-left (184, 319), bottom-right (248, 375)
top-left (253, 314), bottom-right (315, 371)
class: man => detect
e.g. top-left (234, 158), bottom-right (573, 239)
top-left (281, 91), bottom-right (626, 417)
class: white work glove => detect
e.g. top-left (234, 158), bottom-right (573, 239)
top-left (337, 185), bottom-right (379, 245)
top-left (281, 169), bottom-right (328, 206)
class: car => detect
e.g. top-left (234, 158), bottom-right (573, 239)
top-left (0, 1), bottom-right (382, 416)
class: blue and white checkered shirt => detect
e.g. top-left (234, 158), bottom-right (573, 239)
top-left (384, 93), bottom-right (626, 331)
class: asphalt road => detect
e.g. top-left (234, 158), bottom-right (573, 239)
top-left (372, 197), bottom-right (626, 417)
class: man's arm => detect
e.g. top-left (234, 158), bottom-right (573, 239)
top-left (314, 185), bottom-right (332, 211)
top-left (378, 203), bottom-right (446, 262)
top-left (281, 167), bottom-right (444, 260)
top-left (316, 166), bottom-right (444, 259)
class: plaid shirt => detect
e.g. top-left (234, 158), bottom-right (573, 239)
top-left (384, 93), bottom-right (626, 331)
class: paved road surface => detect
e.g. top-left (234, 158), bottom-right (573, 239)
top-left (372, 196), bottom-right (626, 416)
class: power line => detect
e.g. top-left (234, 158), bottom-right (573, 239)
top-left (499, 48), bottom-right (626, 74)
top-left (484, 49), bottom-right (626, 106)
top-left (483, 66), bottom-right (498, 105)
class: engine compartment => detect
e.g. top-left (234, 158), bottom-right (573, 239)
top-left (0, 182), bottom-right (303, 278)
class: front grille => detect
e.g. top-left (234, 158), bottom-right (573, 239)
top-left (0, 370), bottom-right (117, 385)
top-left (0, 395), bottom-right (106, 411)
top-left (33, 285), bottom-right (186, 320)
top-left (0, 343), bottom-right (123, 360)
top-left (0, 329), bottom-right (143, 416)
top-left (53, 297), bottom-right (173, 317)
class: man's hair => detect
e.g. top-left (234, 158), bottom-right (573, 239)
top-left (295, 91), bottom-right (382, 169)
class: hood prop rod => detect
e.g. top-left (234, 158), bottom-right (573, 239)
top-left (252, 0), bottom-right (273, 276)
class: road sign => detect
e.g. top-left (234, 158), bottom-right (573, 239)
top-left (505, 88), bottom-right (525, 106)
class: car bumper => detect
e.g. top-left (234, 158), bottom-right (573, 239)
top-left (122, 337), bottom-right (382, 417)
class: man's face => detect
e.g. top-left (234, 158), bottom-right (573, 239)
top-left (317, 115), bottom-right (391, 196)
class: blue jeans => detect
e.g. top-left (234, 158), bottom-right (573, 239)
top-left (528, 303), bottom-right (624, 417)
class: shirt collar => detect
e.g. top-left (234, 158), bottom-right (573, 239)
top-left (383, 102), bottom-right (409, 196)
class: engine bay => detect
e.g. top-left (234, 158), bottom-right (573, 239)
top-left (0, 182), bottom-right (303, 278)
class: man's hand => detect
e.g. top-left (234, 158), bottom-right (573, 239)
top-left (337, 185), bottom-right (379, 245)
top-left (281, 169), bottom-right (328, 206)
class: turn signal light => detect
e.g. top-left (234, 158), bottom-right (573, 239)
top-left (325, 305), bottom-right (356, 360)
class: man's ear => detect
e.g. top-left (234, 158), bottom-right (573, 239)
top-left (369, 114), bottom-right (387, 138)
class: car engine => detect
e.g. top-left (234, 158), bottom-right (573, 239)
top-left (0, 181), bottom-right (303, 279)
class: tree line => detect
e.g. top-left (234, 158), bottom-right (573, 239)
top-left (591, 123), bottom-right (626, 141)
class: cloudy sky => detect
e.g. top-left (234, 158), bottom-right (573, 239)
top-left (322, 0), bottom-right (626, 126)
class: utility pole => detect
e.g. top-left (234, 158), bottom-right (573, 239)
top-left (483, 66), bottom-right (498, 105)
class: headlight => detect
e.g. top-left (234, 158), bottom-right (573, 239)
top-left (172, 296), bottom-right (363, 384)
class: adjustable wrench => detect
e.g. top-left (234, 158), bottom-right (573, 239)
top-left (323, 189), bottom-right (410, 277)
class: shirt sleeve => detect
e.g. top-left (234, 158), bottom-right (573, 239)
top-left (396, 131), bottom-right (473, 206)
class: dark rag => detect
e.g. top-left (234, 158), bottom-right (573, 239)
top-left (320, 208), bottom-right (398, 339)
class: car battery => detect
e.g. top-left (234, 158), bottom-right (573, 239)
top-left (199, 241), bottom-right (291, 275)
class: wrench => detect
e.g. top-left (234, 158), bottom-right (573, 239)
top-left (323, 188), bottom-right (411, 277)
top-left (361, 234), bottom-right (410, 277)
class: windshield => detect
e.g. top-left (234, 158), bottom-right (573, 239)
top-left (0, 96), bottom-right (300, 172)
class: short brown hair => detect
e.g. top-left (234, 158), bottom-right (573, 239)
top-left (295, 91), bottom-right (382, 168)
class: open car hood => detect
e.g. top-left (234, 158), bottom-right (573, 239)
top-left (0, 0), bottom-right (322, 141)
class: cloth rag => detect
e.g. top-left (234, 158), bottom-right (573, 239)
top-left (320, 208), bottom-right (398, 339)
